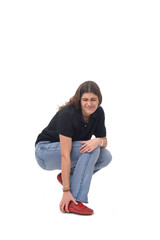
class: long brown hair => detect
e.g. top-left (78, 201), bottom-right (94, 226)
top-left (59, 81), bottom-right (102, 110)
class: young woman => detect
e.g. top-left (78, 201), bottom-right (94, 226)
top-left (35, 81), bottom-right (112, 215)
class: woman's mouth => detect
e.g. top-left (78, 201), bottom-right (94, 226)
top-left (86, 107), bottom-right (94, 110)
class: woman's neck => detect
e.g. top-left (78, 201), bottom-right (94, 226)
top-left (83, 114), bottom-right (90, 122)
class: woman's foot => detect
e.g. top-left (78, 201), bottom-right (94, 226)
top-left (57, 173), bottom-right (93, 215)
top-left (68, 201), bottom-right (94, 215)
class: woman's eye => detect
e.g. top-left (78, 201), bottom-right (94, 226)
top-left (82, 99), bottom-right (97, 102)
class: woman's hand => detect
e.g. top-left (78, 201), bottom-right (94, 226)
top-left (59, 192), bottom-right (78, 213)
top-left (79, 139), bottom-right (100, 154)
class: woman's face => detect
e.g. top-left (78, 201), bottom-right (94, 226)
top-left (80, 92), bottom-right (99, 118)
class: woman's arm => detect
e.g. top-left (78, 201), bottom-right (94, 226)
top-left (97, 137), bottom-right (107, 148)
top-left (59, 134), bottom-right (72, 189)
top-left (59, 134), bottom-right (77, 213)
top-left (80, 137), bottom-right (108, 154)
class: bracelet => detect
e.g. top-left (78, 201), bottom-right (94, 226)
top-left (99, 138), bottom-right (103, 147)
top-left (63, 188), bottom-right (71, 192)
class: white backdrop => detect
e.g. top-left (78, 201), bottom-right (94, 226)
top-left (0, 0), bottom-right (160, 239)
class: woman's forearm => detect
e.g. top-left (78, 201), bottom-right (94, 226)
top-left (61, 156), bottom-right (71, 189)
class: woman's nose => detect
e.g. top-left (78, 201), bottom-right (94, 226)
top-left (86, 101), bottom-right (92, 106)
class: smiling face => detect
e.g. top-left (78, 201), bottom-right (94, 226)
top-left (80, 92), bottom-right (99, 119)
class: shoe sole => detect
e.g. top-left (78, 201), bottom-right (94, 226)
top-left (68, 208), bottom-right (94, 215)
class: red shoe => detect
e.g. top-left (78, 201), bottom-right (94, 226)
top-left (68, 201), bottom-right (94, 215)
top-left (57, 172), bottom-right (62, 185)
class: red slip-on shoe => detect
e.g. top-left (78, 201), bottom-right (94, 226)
top-left (57, 173), bottom-right (63, 185)
top-left (68, 201), bottom-right (94, 215)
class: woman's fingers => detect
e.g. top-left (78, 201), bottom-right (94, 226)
top-left (80, 147), bottom-right (87, 153)
top-left (65, 203), bottom-right (69, 213)
top-left (80, 143), bottom-right (90, 153)
top-left (72, 198), bottom-right (78, 205)
top-left (60, 197), bottom-right (78, 213)
top-left (80, 140), bottom-right (96, 153)
top-left (60, 203), bottom-right (65, 213)
top-left (79, 142), bottom-right (86, 150)
top-left (80, 144), bottom-right (93, 153)
top-left (60, 203), bottom-right (68, 213)
top-left (80, 139), bottom-right (99, 153)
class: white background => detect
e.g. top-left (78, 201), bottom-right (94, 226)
top-left (0, 0), bottom-right (160, 239)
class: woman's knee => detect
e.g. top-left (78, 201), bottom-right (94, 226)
top-left (88, 146), bottom-right (101, 162)
top-left (101, 148), bottom-right (112, 166)
top-left (35, 142), bottom-right (61, 171)
top-left (86, 146), bottom-right (100, 157)
top-left (94, 146), bottom-right (101, 157)
top-left (35, 153), bottom-right (46, 170)
top-left (35, 153), bottom-right (61, 171)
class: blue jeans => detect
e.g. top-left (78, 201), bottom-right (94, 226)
top-left (35, 141), bottom-right (112, 203)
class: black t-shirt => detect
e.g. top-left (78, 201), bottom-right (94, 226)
top-left (35, 105), bottom-right (106, 146)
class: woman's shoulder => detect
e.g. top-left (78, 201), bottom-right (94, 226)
top-left (98, 106), bottom-right (104, 112)
top-left (58, 105), bottom-right (77, 117)
top-left (90, 106), bottom-right (105, 120)
top-left (95, 106), bottom-right (105, 115)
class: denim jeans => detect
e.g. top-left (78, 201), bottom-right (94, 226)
top-left (35, 141), bottom-right (112, 203)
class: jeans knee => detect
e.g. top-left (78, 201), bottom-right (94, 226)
top-left (100, 148), bottom-right (112, 166)
top-left (92, 145), bottom-right (100, 153)
top-left (90, 146), bottom-right (101, 160)
top-left (106, 150), bottom-right (112, 165)
top-left (35, 153), bottom-right (46, 170)
top-left (108, 151), bottom-right (112, 163)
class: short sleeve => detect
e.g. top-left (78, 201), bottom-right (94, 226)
top-left (57, 112), bottom-right (73, 138)
top-left (94, 108), bottom-right (106, 138)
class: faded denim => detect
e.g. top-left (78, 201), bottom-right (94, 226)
top-left (35, 141), bottom-right (112, 203)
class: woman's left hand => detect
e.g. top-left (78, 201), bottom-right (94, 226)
top-left (79, 139), bottom-right (100, 154)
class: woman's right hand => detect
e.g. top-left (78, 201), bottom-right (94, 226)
top-left (59, 192), bottom-right (78, 213)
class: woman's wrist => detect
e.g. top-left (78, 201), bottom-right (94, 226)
top-left (97, 138), bottom-right (103, 147)
top-left (62, 187), bottom-right (71, 192)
